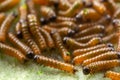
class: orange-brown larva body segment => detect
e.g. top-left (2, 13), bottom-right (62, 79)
top-left (51, 31), bottom-right (71, 62)
top-left (33, 0), bottom-right (49, 5)
top-left (0, 42), bottom-right (27, 63)
top-left (83, 60), bottom-right (120, 75)
top-left (27, 14), bottom-right (47, 51)
top-left (42, 25), bottom-right (57, 33)
top-left (82, 51), bottom-right (119, 66)
top-left (74, 25), bottom-right (105, 38)
top-left (0, 0), bottom-right (20, 11)
top-left (105, 71), bottom-right (120, 80)
top-left (76, 8), bottom-right (101, 22)
top-left (58, 0), bottom-right (84, 17)
top-left (56, 16), bottom-right (76, 22)
top-left (63, 37), bottom-right (102, 49)
top-left (21, 20), bottom-right (41, 55)
top-left (75, 34), bottom-right (103, 43)
top-left (73, 47), bottom-right (114, 65)
top-left (58, 0), bottom-right (71, 10)
top-left (34, 55), bottom-right (76, 73)
top-left (92, 0), bottom-right (107, 15)
top-left (72, 43), bottom-right (113, 57)
top-left (39, 28), bottom-right (55, 49)
top-left (0, 12), bottom-right (17, 42)
top-left (7, 33), bottom-right (34, 59)
top-left (0, 12), bottom-right (5, 26)
top-left (15, 22), bottom-right (23, 39)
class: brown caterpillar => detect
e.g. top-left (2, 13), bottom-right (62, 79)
top-left (76, 15), bottom-right (111, 31)
top-left (0, 12), bottom-right (17, 42)
top-left (15, 22), bottom-right (23, 39)
top-left (0, 42), bottom-right (27, 63)
top-left (58, 0), bottom-right (84, 17)
top-left (34, 55), bottom-right (76, 73)
top-left (83, 60), bottom-right (120, 75)
top-left (20, 20), bottom-right (41, 55)
top-left (92, 0), bottom-right (107, 15)
top-left (56, 16), bottom-right (76, 22)
top-left (74, 25), bottom-right (105, 38)
top-left (63, 37), bottom-right (102, 49)
top-left (105, 71), bottom-right (120, 80)
top-left (7, 32), bottom-right (34, 59)
top-left (0, 0), bottom-right (20, 11)
top-left (113, 8), bottom-right (120, 19)
top-left (40, 6), bottom-right (56, 21)
top-left (73, 47), bottom-right (114, 65)
top-left (27, 14), bottom-right (47, 51)
top-left (42, 25), bottom-right (57, 33)
top-left (72, 43), bottom-right (113, 57)
top-left (39, 27), bottom-right (55, 49)
top-left (82, 51), bottom-right (120, 66)
top-left (75, 8), bottom-right (101, 22)
top-left (58, 27), bottom-right (75, 37)
top-left (0, 12), bottom-right (5, 26)
top-left (58, 0), bottom-right (71, 10)
top-left (48, 21), bottom-right (77, 30)
top-left (51, 30), bottom-right (71, 62)
top-left (75, 33), bottom-right (103, 43)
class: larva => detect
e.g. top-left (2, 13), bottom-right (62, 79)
top-left (76, 15), bottom-right (111, 31)
top-left (58, 27), bottom-right (75, 37)
top-left (58, 0), bottom-right (71, 10)
top-left (0, 12), bottom-right (17, 42)
top-left (75, 8), bottom-right (101, 22)
top-left (27, 14), bottom-right (47, 51)
top-left (83, 60), bottom-right (120, 75)
top-left (75, 33), bottom-right (103, 43)
top-left (92, 0), bottom-right (107, 15)
top-left (7, 33), bottom-right (34, 59)
top-left (39, 27), bottom-right (55, 49)
top-left (42, 25), bottom-right (57, 33)
top-left (20, 20), bottom-right (41, 55)
top-left (34, 55), bottom-right (76, 73)
top-left (102, 33), bottom-right (118, 44)
top-left (74, 25), bottom-right (105, 38)
top-left (56, 16), bottom-right (76, 22)
top-left (15, 22), bottom-right (23, 39)
top-left (113, 8), bottom-right (120, 19)
top-left (63, 37), bottom-right (102, 49)
top-left (48, 21), bottom-right (77, 30)
top-left (72, 43), bottom-right (114, 57)
top-left (105, 71), bottom-right (120, 80)
top-left (73, 47), bottom-right (114, 65)
top-left (0, 12), bottom-right (5, 26)
top-left (0, 0), bottom-right (20, 11)
top-left (58, 0), bottom-right (84, 17)
top-left (51, 30), bottom-right (71, 62)
top-left (82, 51), bottom-right (120, 66)
top-left (40, 6), bottom-right (56, 21)
top-left (0, 42), bottom-right (27, 63)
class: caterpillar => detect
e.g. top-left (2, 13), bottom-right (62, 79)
top-left (74, 25), bottom-right (105, 38)
top-left (27, 14), bottom-right (47, 51)
top-left (0, 42), bottom-right (27, 63)
top-left (72, 43), bottom-right (114, 57)
top-left (42, 25), bottom-right (57, 33)
top-left (0, 12), bottom-right (17, 42)
top-left (75, 8), bottom-right (101, 22)
top-left (105, 71), bottom-right (120, 80)
top-left (0, 0), bottom-right (20, 11)
top-left (34, 55), bottom-right (76, 73)
top-left (15, 22), bottom-right (23, 39)
top-left (75, 33), bottom-right (103, 43)
top-left (39, 27), bottom-right (55, 49)
top-left (83, 60), bottom-right (120, 75)
top-left (7, 32), bottom-right (34, 59)
top-left (56, 16), bottom-right (76, 22)
top-left (51, 30), bottom-right (71, 62)
top-left (58, 0), bottom-right (71, 10)
top-left (63, 37), bottom-right (102, 49)
top-left (73, 47), bottom-right (114, 65)
top-left (82, 51), bottom-right (120, 66)
top-left (58, 0), bottom-right (84, 17)
top-left (0, 12), bottom-right (5, 26)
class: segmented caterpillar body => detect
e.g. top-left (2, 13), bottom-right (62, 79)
top-left (0, 12), bottom-right (5, 25)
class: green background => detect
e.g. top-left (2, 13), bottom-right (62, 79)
top-left (0, 0), bottom-right (119, 80)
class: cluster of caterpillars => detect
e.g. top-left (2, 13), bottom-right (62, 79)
top-left (0, 0), bottom-right (120, 79)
